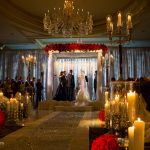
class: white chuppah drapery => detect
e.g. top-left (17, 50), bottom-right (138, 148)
top-left (48, 51), bottom-right (103, 101)
top-left (47, 51), bottom-right (53, 100)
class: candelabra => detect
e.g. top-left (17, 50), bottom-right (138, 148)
top-left (106, 11), bottom-right (133, 79)
top-left (22, 54), bottom-right (36, 81)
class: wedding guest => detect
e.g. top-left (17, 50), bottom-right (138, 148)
top-left (67, 70), bottom-right (75, 101)
top-left (54, 71), bottom-right (67, 101)
top-left (35, 79), bottom-right (43, 109)
top-left (11, 79), bottom-right (18, 96)
top-left (94, 71), bottom-right (97, 94)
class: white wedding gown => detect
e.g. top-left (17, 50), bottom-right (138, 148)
top-left (75, 73), bottom-right (90, 106)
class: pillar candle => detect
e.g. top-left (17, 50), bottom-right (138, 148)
top-left (105, 100), bottom-right (110, 116)
top-left (134, 118), bottom-right (145, 150)
top-left (13, 99), bottom-right (18, 111)
top-left (18, 93), bottom-right (22, 101)
top-left (127, 14), bottom-right (132, 29)
top-left (128, 126), bottom-right (135, 150)
top-left (20, 103), bottom-right (24, 110)
top-left (10, 98), bottom-right (14, 110)
top-left (117, 12), bottom-right (122, 27)
top-left (115, 95), bottom-right (119, 114)
top-left (105, 91), bottom-right (109, 101)
top-left (111, 100), bottom-right (115, 114)
top-left (0, 92), bottom-right (3, 97)
top-left (107, 16), bottom-right (111, 24)
top-left (7, 101), bottom-right (10, 112)
top-left (26, 96), bottom-right (29, 104)
top-left (127, 91), bottom-right (137, 123)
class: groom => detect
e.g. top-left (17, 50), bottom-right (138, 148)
top-left (67, 70), bottom-right (75, 101)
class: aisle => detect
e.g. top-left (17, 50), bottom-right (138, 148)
top-left (0, 111), bottom-right (100, 150)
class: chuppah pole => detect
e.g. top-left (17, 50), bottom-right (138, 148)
top-left (47, 51), bottom-right (53, 100)
top-left (96, 50), bottom-right (103, 101)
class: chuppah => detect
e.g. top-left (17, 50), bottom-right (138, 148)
top-left (44, 43), bottom-right (108, 102)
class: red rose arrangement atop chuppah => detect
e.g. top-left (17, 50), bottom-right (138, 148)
top-left (91, 133), bottom-right (119, 150)
top-left (44, 43), bottom-right (108, 54)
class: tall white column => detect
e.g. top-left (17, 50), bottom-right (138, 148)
top-left (96, 50), bottom-right (103, 101)
top-left (47, 51), bottom-right (53, 100)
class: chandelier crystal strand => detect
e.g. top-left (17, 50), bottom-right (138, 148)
top-left (43, 0), bottom-right (93, 37)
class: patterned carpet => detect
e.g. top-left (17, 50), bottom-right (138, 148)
top-left (1, 112), bottom-right (84, 150)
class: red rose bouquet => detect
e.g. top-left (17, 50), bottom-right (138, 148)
top-left (91, 133), bottom-right (119, 150)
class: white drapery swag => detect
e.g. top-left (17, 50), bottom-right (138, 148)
top-left (53, 56), bottom-right (97, 100)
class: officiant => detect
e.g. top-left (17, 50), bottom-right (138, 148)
top-left (67, 70), bottom-right (75, 101)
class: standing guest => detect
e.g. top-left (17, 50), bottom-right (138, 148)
top-left (62, 71), bottom-right (67, 100)
top-left (54, 71), bottom-right (67, 101)
top-left (67, 70), bottom-right (75, 101)
top-left (11, 79), bottom-right (18, 96)
top-left (20, 81), bottom-right (25, 95)
top-left (35, 79), bottom-right (43, 109)
top-left (94, 71), bottom-right (97, 99)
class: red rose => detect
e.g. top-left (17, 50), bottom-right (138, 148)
top-left (0, 111), bottom-right (6, 127)
top-left (44, 43), bottom-right (108, 53)
top-left (91, 134), bottom-right (119, 150)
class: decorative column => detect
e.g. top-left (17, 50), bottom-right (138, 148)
top-left (47, 51), bottom-right (53, 100)
top-left (96, 50), bottom-right (103, 101)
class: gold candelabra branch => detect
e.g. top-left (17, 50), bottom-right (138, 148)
top-left (21, 54), bottom-right (36, 81)
top-left (106, 11), bottom-right (133, 43)
top-left (22, 54), bottom-right (36, 65)
top-left (106, 11), bottom-right (133, 80)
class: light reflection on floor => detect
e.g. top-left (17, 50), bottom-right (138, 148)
top-left (79, 118), bottom-right (105, 128)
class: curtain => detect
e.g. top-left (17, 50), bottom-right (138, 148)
top-left (110, 47), bottom-right (150, 80)
top-left (0, 47), bottom-right (150, 100)
top-left (53, 57), bottom-right (97, 100)
top-left (0, 50), bottom-right (48, 100)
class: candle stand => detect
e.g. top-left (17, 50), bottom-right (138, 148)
top-left (104, 81), bottom-right (140, 147)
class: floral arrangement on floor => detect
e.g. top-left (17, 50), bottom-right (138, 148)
top-left (44, 43), bottom-right (108, 54)
top-left (0, 98), bottom-right (7, 127)
top-left (91, 133), bottom-right (119, 150)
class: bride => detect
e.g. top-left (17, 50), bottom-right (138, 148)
top-left (75, 70), bottom-right (91, 106)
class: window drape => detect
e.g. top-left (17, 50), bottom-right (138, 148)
top-left (110, 47), bottom-right (150, 80)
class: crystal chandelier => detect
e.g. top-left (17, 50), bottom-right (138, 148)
top-left (43, 0), bottom-right (93, 37)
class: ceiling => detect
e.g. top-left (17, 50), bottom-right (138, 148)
top-left (0, 0), bottom-right (150, 50)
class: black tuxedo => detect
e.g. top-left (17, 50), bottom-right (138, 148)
top-left (94, 76), bottom-right (97, 94)
top-left (67, 73), bottom-right (75, 100)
